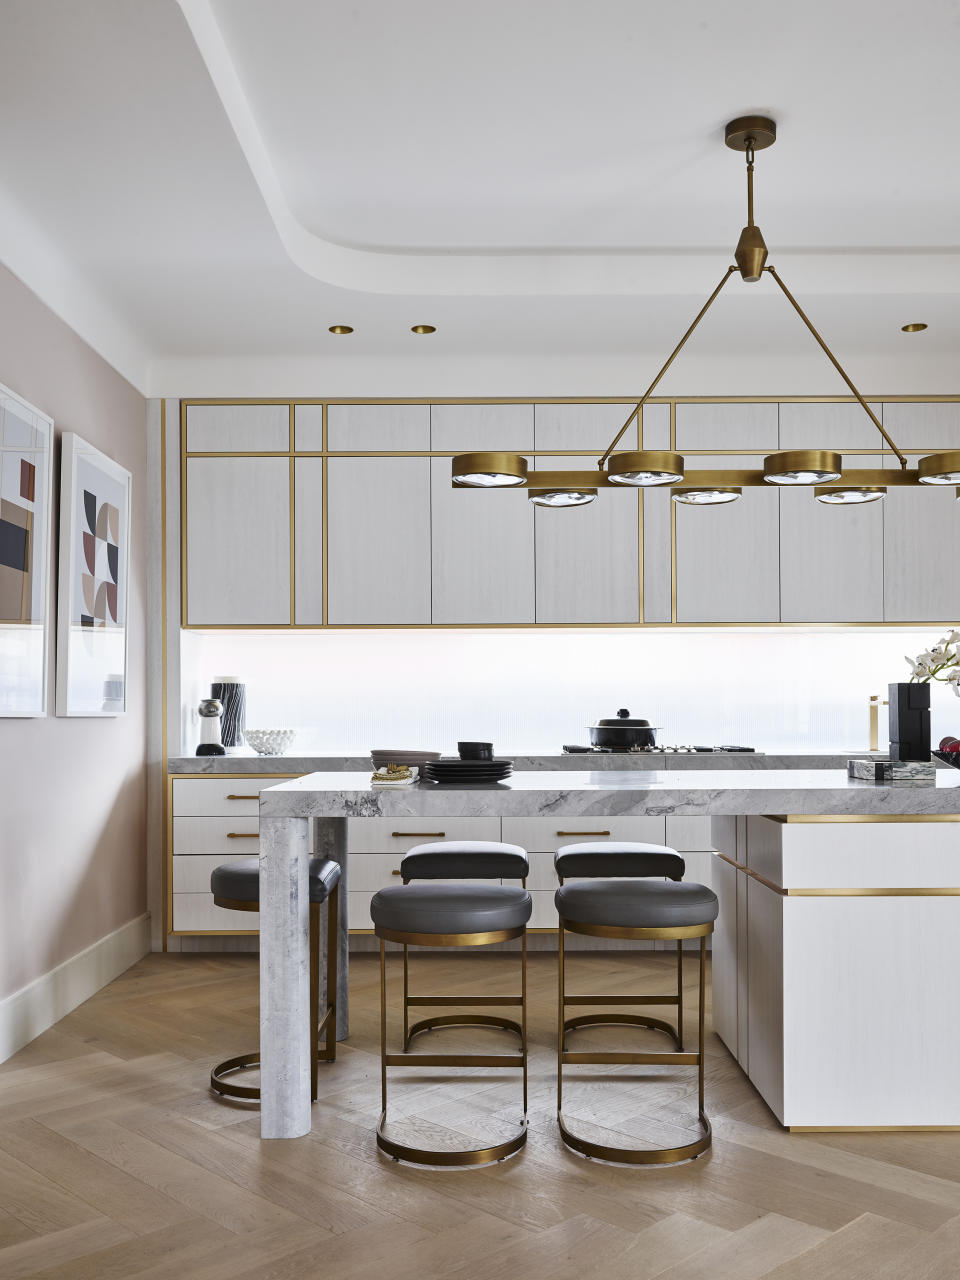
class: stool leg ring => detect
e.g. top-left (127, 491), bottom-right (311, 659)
top-left (210, 1051), bottom-right (262, 1101)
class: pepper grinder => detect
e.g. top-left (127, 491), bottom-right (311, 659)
top-left (196, 698), bottom-right (226, 756)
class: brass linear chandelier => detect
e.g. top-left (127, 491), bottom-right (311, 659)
top-left (452, 115), bottom-right (960, 507)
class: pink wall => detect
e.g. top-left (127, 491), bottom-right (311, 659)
top-left (0, 263), bottom-right (146, 1000)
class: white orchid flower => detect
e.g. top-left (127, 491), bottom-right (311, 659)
top-left (946, 630), bottom-right (960, 645)
top-left (906, 655), bottom-right (932, 680)
top-left (948, 671), bottom-right (960, 697)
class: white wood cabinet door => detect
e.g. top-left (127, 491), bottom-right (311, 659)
top-left (883, 479), bottom-right (960, 621)
top-left (711, 853), bottom-right (739, 1061)
top-left (430, 458), bottom-right (535, 623)
top-left (533, 403), bottom-right (637, 451)
top-left (185, 403), bottom-right (290, 453)
top-left (326, 457), bottom-right (431, 623)
top-left (779, 454), bottom-right (884, 622)
top-left (325, 404), bottom-right (430, 451)
top-left (533, 456), bottom-right (640, 623)
top-left (294, 458), bottom-right (324, 624)
top-left (675, 455), bottom-right (780, 622)
top-left (430, 403), bottom-right (534, 452)
top-left (185, 456), bottom-right (291, 625)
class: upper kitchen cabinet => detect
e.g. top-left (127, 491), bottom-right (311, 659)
top-left (185, 403), bottom-right (290, 453)
top-left (533, 403), bottom-right (638, 451)
top-left (778, 400), bottom-right (887, 451)
top-left (675, 402), bottom-right (778, 452)
top-left (430, 459), bottom-right (535, 623)
top-left (881, 403), bottom-right (960, 621)
top-left (185, 456), bottom-right (291, 625)
top-left (534, 456), bottom-right (640, 623)
top-left (326, 457), bottom-right (431, 624)
top-left (322, 404), bottom-right (430, 452)
top-left (780, 455), bottom-right (885, 622)
top-left (430, 403), bottom-right (534, 452)
top-left (293, 458), bottom-right (324, 625)
top-left (881, 402), bottom-right (960, 451)
top-left (675, 455), bottom-right (780, 622)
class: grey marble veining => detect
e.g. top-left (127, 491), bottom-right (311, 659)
top-left (260, 769), bottom-right (960, 819)
top-left (168, 751), bottom-right (896, 774)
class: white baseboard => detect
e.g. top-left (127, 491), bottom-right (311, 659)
top-left (0, 913), bottom-right (151, 1064)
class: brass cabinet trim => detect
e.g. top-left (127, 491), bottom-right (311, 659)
top-left (713, 849), bottom-right (960, 896)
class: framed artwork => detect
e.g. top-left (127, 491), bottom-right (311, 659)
top-left (0, 384), bottom-right (54, 717)
top-left (56, 433), bottom-right (132, 716)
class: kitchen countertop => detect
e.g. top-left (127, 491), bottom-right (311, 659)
top-left (259, 768), bottom-right (960, 818)
top-left (167, 751), bottom-right (908, 774)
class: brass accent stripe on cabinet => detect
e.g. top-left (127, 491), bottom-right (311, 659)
top-left (713, 850), bottom-right (960, 896)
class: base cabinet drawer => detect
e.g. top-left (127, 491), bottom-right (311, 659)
top-left (346, 816), bottom-right (502, 852)
top-left (173, 816), bottom-right (259, 856)
top-left (665, 816), bottom-right (714, 852)
top-left (528, 890), bottom-right (559, 929)
top-left (172, 777), bottom-right (292, 817)
top-left (502, 815), bottom-right (666, 853)
top-left (173, 854), bottom-right (257, 893)
top-left (173, 892), bottom-right (258, 931)
top-left (349, 891), bottom-right (374, 930)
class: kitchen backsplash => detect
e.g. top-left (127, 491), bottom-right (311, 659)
top-left (178, 626), bottom-right (957, 756)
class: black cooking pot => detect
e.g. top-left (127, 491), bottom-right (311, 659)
top-left (588, 708), bottom-right (660, 750)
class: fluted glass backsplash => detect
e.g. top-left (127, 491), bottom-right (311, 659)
top-left (178, 627), bottom-right (959, 757)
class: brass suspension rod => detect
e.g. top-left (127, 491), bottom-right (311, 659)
top-left (765, 265), bottom-right (908, 468)
top-left (597, 266), bottom-right (738, 469)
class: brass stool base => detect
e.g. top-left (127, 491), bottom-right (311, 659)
top-left (377, 1113), bottom-right (528, 1167)
top-left (563, 1012), bottom-right (681, 1049)
top-left (210, 1051), bottom-right (261, 1101)
top-left (558, 1111), bottom-right (711, 1165)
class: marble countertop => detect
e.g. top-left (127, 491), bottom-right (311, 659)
top-left (168, 751), bottom-right (896, 774)
top-left (258, 768), bottom-right (960, 819)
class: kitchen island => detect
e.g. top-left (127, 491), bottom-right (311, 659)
top-left (259, 768), bottom-right (960, 1138)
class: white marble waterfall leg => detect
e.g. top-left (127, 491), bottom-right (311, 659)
top-left (314, 817), bottom-right (349, 1040)
top-left (259, 815), bottom-right (312, 1139)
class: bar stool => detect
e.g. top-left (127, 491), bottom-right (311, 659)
top-left (209, 856), bottom-right (340, 1103)
top-left (370, 849), bottom-right (532, 1167)
top-left (398, 840), bottom-right (528, 1050)
top-left (554, 841), bottom-right (718, 1165)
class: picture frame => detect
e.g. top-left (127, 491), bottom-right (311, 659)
top-left (56, 432), bottom-right (132, 716)
top-left (0, 383), bottom-right (54, 717)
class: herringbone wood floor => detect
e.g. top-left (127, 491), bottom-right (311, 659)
top-left (2, 950), bottom-right (960, 1279)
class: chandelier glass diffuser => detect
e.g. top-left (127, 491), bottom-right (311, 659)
top-left (452, 116), bottom-right (953, 507)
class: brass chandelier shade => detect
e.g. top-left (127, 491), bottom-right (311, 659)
top-left (606, 450), bottom-right (685, 486)
top-left (451, 115), bottom-right (935, 510)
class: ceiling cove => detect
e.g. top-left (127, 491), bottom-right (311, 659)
top-left (176, 0), bottom-right (960, 300)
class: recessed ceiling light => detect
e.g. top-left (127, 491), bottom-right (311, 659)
top-left (901, 323), bottom-right (928, 333)
top-left (411, 324), bottom-right (436, 334)
top-left (328, 325), bottom-right (353, 334)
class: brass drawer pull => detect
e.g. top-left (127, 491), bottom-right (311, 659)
top-left (391, 831), bottom-right (445, 838)
top-left (227, 832), bottom-right (259, 839)
top-left (226, 794), bottom-right (260, 800)
top-left (557, 830), bottom-right (611, 837)
top-left (392, 870), bottom-right (402, 876)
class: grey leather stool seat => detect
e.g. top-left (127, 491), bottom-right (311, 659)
top-left (370, 868), bottom-right (532, 1167)
top-left (554, 841), bottom-right (719, 1166)
top-left (209, 856), bottom-right (340, 1104)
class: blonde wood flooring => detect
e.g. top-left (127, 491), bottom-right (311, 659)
top-left (2, 950), bottom-right (960, 1279)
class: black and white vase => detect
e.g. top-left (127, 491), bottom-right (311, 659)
top-left (211, 677), bottom-right (246, 752)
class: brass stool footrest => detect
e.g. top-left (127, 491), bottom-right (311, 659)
top-left (210, 1051), bottom-right (261, 1101)
top-left (406, 1012), bottom-right (524, 1050)
top-left (563, 1012), bottom-right (681, 1050)
top-left (558, 1110), bottom-right (711, 1166)
top-left (377, 1112), bottom-right (528, 1167)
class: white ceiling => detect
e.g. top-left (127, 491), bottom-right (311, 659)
top-left (0, 0), bottom-right (957, 395)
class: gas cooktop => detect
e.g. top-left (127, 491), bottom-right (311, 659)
top-left (562, 744), bottom-right (758, 754)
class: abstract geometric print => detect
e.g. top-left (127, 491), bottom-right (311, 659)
top-left (0, 432), bottom-right (40, 625)
top-left (78, 488), bottom-right (120, 628)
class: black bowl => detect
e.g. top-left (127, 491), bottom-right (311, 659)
top-left (933, 750), bottom-right (960, 770)
top-left (458, 741), bottom-right (494, 760)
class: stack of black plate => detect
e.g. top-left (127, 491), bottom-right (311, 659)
top-left (422, 757), bottom-right (514, 783)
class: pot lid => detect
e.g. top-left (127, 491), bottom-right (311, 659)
top-left (591, 708), bottom-right (660, 728)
